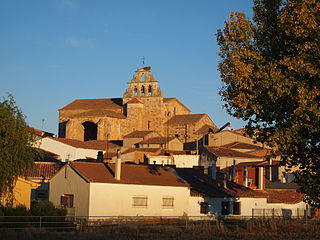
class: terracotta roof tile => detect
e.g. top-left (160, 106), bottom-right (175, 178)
top-left (54, 138), bottom-right (120, 150)
top-left (221, 141), bottom-right (264, 150)
top-left (176, 168), bottom-right (267, 198)
top-left (69, 162), bottom-right (189, 187)
top-left (166, 114), bottom-right (206, 126)
top-left (127, 98), bottom-right (143, 104)
top-left (139, 137), bottom-right (176, 144)
top-left (123, 130), bottom-right (157, 138)
top-left (121, 148), bottom-right (162, 155)
top-left (204, 146), bottom-right (263, 159)
top-left (60, 98), bottom-right (123, 111)
top-left (266, 190), bottom-right (304, 204)
top-left (70, 109), bottom-right (126, 119)
top-left (24, 162), bottom-right (65, 179)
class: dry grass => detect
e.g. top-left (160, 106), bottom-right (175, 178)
top-left (0, 219), bottom-right (320, 240)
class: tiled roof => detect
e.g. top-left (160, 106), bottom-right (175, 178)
top-left (69, 162), bottom-right (189, 187)
top-left (24, 162), bottom-right (65, 179)
top-left (166, 114), bottom-right (207, 126)
top-left (54, 138), bottom-right (120, 150)
top-left (27, 127), bottom-right (54, 137)
top-left (123, 130), bottom-right (157, 138)
top-left (266, 190), bottom-right (304, 204)
top-left (265, 182), bottom-right (299, 190)
top-left (121, 148), bottom-right (162, 155)
top-left (204, 146), bottom-right (263, 159)
top-left (139, 137), bottom-right (176, 144)
top-left (60, 98), bottom-right (123, 111)
top-left (221, 141), bottom-right (264, 150)
top-left (127, 98), bottom-right (143, 104)
top-left (70, 109), bottom-right (126, 119)
top-left (250, 149), bottom-right (271, 157)
top-left (176, 168), bottom-right (267, 198)
top-left (163, 98), bottom-right (191, 112)
top-left (33, 148), bottom-right (60, 161)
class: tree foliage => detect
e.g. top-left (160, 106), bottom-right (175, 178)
top-left (217, 0), bottom-right (320, 206)
top-left (0, 94), bottom-right (35, 203)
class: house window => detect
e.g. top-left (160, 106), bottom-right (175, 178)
top-left (221, 202), bottom-right (230, 215)
top-left (200, 202), bottom-right (209, 214)
top-left (61, 194), bottom-right (74, 208)
top-left (233, 202), bottom-right (241, 215)
top-left (132, 196), bottom-right (148, 207)
top-left (162, 197), bottom-right (174, 208)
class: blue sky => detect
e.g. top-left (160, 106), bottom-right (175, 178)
top-left (0, 0), bottom-right (253, 135)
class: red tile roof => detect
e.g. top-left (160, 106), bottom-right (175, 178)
top-left (139, 136), bottom-right (176, 144)
top-left (123, 130), bottom-right (157, 138)
top-left (121, 148), bottom-right (162, 155)
top-left (266, 190), bottom-right (304, 204)
top-left (60, 98), bottom-right (123, 111)
top-left (127, 98), bottom-right (143, 104)
top-left (221, 141), bottom-right (264, 150)
top-left (176, 168), bottom-right (267, 198)
top-left (204, 146), bottom-right (263, 159)
top-left (166, 114), bottom-right (207, 126)
top-left (69, 162), bottom-right (189, 187)
top-left (27, 127), bottom-right (54, 137)
top-left (54, 138), bottom-right (120, 150)
top-left (24, 162), bottom-right (65, 179)
top-left (70, 109), bottom-right (126, 119)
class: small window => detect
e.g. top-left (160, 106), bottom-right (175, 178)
top-left (141, 85), bottom-right (145, 96)
top-left (200, 202), bottom-right (209, 214)
top-left (233, 202), bottom-right (241, 215)
top-left (162, 197), bottom-right (174, 208)
top-left (132, 196), bottom-right (148, 208)
top-left (61, 194), bottom-right (74, 208)
top-left (221, 202), bottom-right (230, 215)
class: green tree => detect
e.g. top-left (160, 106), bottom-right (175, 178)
top-left (217, 0), bottom-right (320, 206)
top-left (0, 94), bottom-right (35, 204)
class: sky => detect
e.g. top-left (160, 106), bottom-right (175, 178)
top-left (0, 0), bottom-right (254, 135)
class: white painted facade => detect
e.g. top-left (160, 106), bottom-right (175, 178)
top-left (148, 155), bottom-right (200, 168)
top-left (36, 137), bottom-right (103, 162)
top-left (49, 164), bottom-right (190, 217)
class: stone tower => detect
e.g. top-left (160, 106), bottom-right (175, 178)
top-left (123, 67), bottom-right (165, 135)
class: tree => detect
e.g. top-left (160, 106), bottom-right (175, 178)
top-left (217, 0), bottom-right (320, 206)
top-left (0, 94), bottom-right (35, 204)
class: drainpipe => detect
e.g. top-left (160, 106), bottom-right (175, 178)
top-left (115, 149), bottom-right (121, 181)
top-left (232, 160), bottom-right (236, 182)
top-left (244, 166), bottom-right (248, 187)
top-left (211, 160), bottom-right (216, 180)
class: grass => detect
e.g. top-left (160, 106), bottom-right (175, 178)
top-left (0, 219), bottom-right (319, 240)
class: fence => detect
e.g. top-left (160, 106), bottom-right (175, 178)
top-left (252, 208), bottom-right (309, 220)
top-left (0, 213), bottom-right (315, 231)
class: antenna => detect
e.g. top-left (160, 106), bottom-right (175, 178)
top-left (141, 56), bottom-right (145, 67)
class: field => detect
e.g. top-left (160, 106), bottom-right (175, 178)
top-left (1, 219), bottom-right (320, 240)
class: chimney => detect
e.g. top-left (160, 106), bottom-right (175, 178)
top-left (97, 151), bottom-right (104, 162)
top-left (115, 149), bottom-right (121, 181)
top-left (258, 167), bottom-right (264, 190)
top-left (232, 160), bottom-right (236, 182)
top-left (211, 161), bottom-right (217, 180)
top-left (243, 166), bottom-right (248, 187)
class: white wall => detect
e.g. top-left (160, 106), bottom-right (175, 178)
top-left (37, 137), bottom-right (103, 162)
top-left (89, 183), bottom-right (190, 217)
top-left (173, 155), bottom-right (199, 168)
top-left (49, 164), bottom-right (90, 216)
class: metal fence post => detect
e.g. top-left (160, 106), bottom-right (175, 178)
top-left (252, 208), bottom-right (254, 220)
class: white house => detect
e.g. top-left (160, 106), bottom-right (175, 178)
top-left (36, 137), bottom-right (120, 162)
top-left (49, 161), bottom-right (190, 218)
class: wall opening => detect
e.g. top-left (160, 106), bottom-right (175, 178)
top-left (141, 85), bottom-right (145, 96)
top-left (134, 86), bottom-right (138, 96)
top-left (82, 121), bottom-right (97, 141)
top-left (148, 85), bottom-right (152, 96)
top-left (58, 121), bottom-right (68, 138)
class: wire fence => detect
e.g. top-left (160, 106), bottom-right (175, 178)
top-left (0, 212), bottom-right (316, 231)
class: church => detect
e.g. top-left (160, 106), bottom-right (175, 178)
top-left (58, 66), bottom-right (217, 143)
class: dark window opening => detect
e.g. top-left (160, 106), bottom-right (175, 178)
top-left (134, 86), bottom-right (138, 96)
top-left (141, 85), bottom-right (145, 96)
top-left (148, 120), bottom-right (151, 130)
top-left (82, 121), bottom-right (97, 141)
top-left (148, 85), bottom-right (152, 96)
top-left (233, 202), bottom-right (241, 215)
top-left (221, 202), bottom-right (230, 215)
top-left (200, 202), bottom-right (209, 214)
top-left (61, 194), bottom-right (74, 208)
top-left (58, 121), bottom-right (68, 138)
